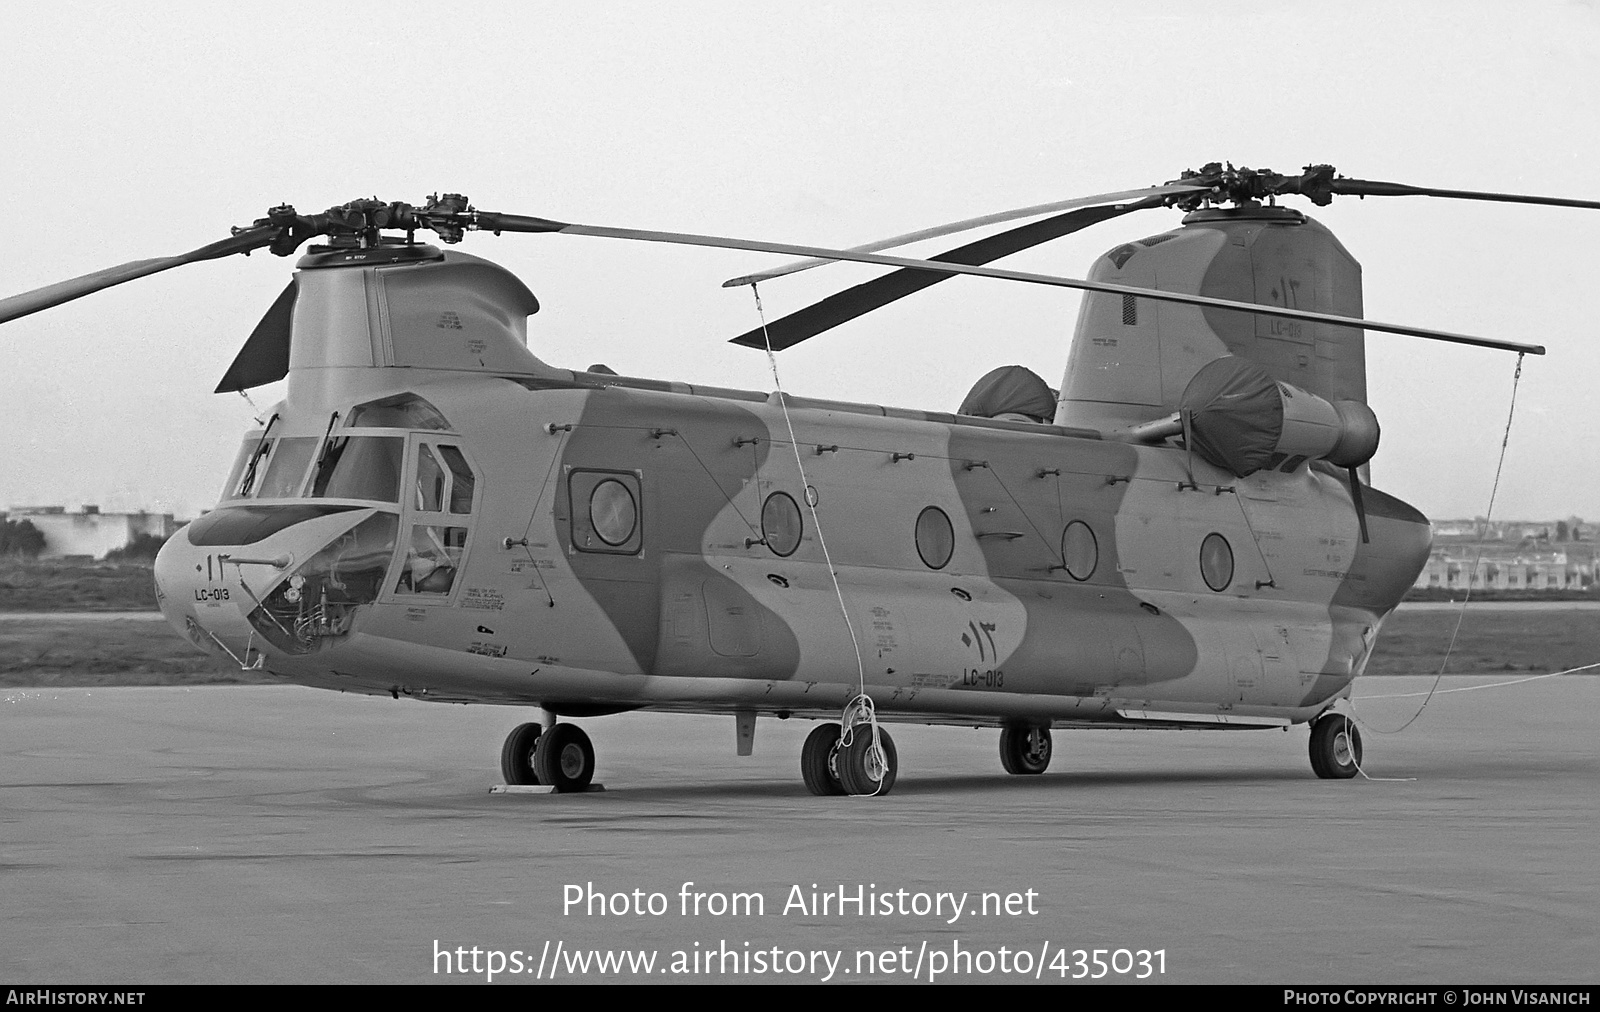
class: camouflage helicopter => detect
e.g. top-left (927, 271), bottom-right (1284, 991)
top-left (1, 164), bottom-right (1583, 797)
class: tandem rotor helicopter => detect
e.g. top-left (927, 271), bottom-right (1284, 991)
top-left (3, 163), bottom-right (1590, 796)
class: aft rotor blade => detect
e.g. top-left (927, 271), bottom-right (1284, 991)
top-left (1331, 178), bottom-right (1600, 210)
top-left (728, 201), bottom-right (1151, 349)
top-left (479, 214), bottom-right (1543, 356)
top-left (0, 226), bottom-right (280, 325)
top-left (721, 183), bottom-right (1208, 287)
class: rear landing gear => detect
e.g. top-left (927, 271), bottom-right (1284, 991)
top-left (999, 725), bottom-right (1052, 775)
top-left (1309, 714), bottom-right (1362, 779)
top-left (800, 721), bottom-right (898, 796)
top-left (500, 722), bottom-right (543, 785)
top-left (535, 722), bottom-right (596, 792)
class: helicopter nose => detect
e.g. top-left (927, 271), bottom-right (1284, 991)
top-left (154, 506), bottom-right (389, 666)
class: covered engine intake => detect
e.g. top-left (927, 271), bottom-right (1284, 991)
top-left (1178, 356), bottom-right (1379, 477)
top-left (958, 365), bottom-right (1057, 422)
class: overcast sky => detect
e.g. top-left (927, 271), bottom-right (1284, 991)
top-left (2, 1), bottom-right (1596, 521)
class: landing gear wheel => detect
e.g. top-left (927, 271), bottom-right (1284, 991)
top-left (837, 726), bottom-right (898, 796)
top-left (801, 722), bottom-right (846, 796)
top-left (1309, 714), bottom-right (1363, 779)
top-left (534, 723), bottom-right (595, 792)
top-left (500, 722), bottom-right (543, 785)
top-left (1000, 725), bottom-right (1052, 775)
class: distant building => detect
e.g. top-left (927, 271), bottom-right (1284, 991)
top-left (1407, 517), bottom-right (1600, 593)
top-left (2, 506), bottom-right (178, 560)
top-left (1415, 551), bottom-right (1576, 591)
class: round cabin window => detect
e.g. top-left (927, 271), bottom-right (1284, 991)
top-left (762, 492), bottom-right (803, 557)
top-left (1061, 520), bottom-right (1098, 581)
top-left (589, 479), bottom-right (638, 547)
top-left (915, 506), bottom-right (955, 570)
top-left (1200, 532), bottom-right (1235, 592)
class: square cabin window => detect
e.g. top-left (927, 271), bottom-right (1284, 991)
top-left (568, 469), bottom-right (643, 555)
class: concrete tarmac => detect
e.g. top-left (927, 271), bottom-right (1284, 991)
top-left (1, 677), bottom-right (1595, 985)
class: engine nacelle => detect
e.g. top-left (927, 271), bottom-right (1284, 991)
top-left (1179, 355), bottom-right (1379, 477)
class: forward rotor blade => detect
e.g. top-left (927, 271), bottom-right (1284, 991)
top-left (1330, 178), bottom-right (1600, 210)
top-left (0, 226), bottom-right (280, 325)
top-left (721, 183), bottom-right (1207, 287)
top-left (481, 214), bottom-right (1543, 356)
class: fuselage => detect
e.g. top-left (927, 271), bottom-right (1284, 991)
top-left (154, 369), bottom-right (1432, 729)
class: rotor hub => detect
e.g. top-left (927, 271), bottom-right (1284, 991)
top-left (234, 193), bottom-right (487, 260)
top-left (1168, 162), bottom-right (1338, 211)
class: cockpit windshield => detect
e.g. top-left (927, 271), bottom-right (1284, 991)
top-left (309, 435), bottom-right (404, 502)
top-left (257, 437), bottom-right (319, 499)
top-left (220, 400), bottom-right (426, 505)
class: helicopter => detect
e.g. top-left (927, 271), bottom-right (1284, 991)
top-left (1, 163), bottom-right (1584, 797)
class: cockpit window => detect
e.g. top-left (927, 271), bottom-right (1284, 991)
top-left (410, 442), bottom-right (476, 515)
top-left (438, 445), bottom-right (475, 514)
top-left (396, 524), bottom-right (467, 595)
top-left (223, 435), bottom-right (272, 500)
top-left (310, 435), bottom-right (404, 502)
top-left (256, 437), bottom-right (319, 499)
top-left (347, 393), bottom-right (451, 430)
top-left (415, 445), bottom-right (446, 511)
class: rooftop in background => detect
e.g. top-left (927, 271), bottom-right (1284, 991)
top-left (1430, 517), bottom-right (1591, 543)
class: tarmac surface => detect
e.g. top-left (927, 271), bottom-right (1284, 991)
top-left (7, 600), bottom-right (1598, 621)
top-left (2, 677), bottom-right (1595, 985)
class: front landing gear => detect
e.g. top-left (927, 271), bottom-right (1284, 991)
top-left (1309, 714), bottom-right (1362, 779)
top-left (999, 725), bottom-right (1052, 775)
top-left (535, 723), bottom-right (597, 792)
top-left (800, 721), bottom-right (898, 797)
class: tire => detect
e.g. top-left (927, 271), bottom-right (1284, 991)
top-left (500, 722), bottom-right (543, 785)
top-left (837, 726), bottom-right (898, 797)
top-left (1309, 714), bottom-right (1362, 779)
top-left (801, 723), bottom-right (846, 796)
top-left (534, 723), bottom-right (596, 792)
top-left (1000, 725), bottom-right (1052, 775)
